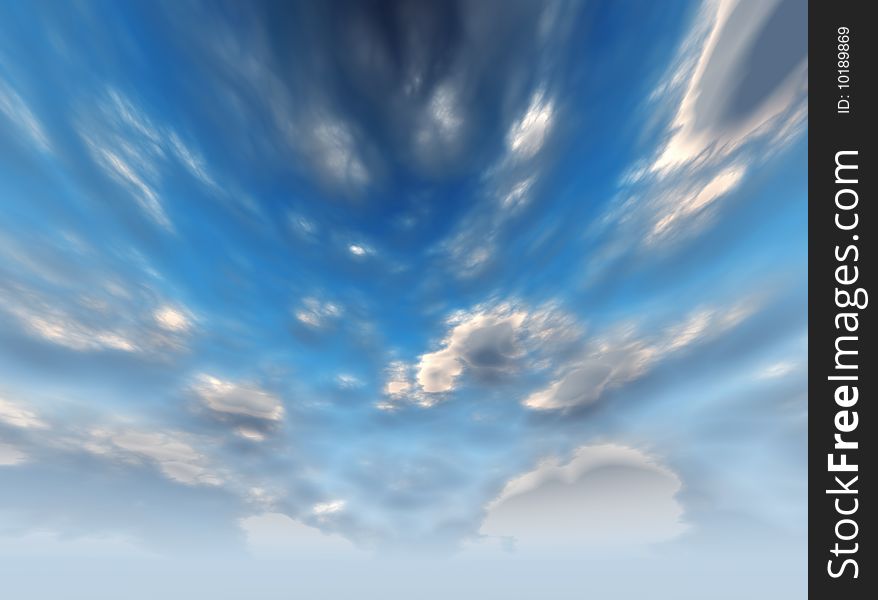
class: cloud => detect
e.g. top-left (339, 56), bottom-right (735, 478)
top-left (506, 89), bottom-right (555, 161)
top-left (84, 427), bottom-right (223, 487)
top-left (475, 444), bottom-right (686, 556)
top-left (0, 397), bottom-right (49, 430)
top-left (240, 512), bottom-right (362, 559)
top-left (309, 115), bottom-right (371, 192)
top-left (435, 85), bottom-right (560, 279)
top-left (335, 374), bottom-right (362, 390)
top-left (76, 88), bottom-right (223, 231)
top-left (757, 360), bottom-right (799, 380)
top-left (348, 243), bottom-right (374, 258)
top-left (586, 0), bottom-right (806, 280)
top-left (382, 302), bottom-right (579, 408)
top-left (0, 78), bottom-right (51, 152)
top-left (294, 296), bottom-right (343, 329)
top-left (191, 374), bottom-right (285, 427)
top-left (0, 442), bottom-right (28, 466)
top-left (650, 0), bottom-right (806, 175)
top-left (0, 276), bottom-right (194, 356)
top-left (417, 307), bottom-right (527, 394)
top-left (313, 500), bottom-right (346, 517)
top-left (168, 131), bottom-right (217, 189)
top-left (524, 299), bottom-right (757, 410)
top-left (153, 305), bottom-right (194, 333)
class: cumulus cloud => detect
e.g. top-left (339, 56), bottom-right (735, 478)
top-left (381, 302), bottom-right (579, 408)
top-left (417, 307), bottom-right (528, 394)
top-left (474, 444), bottom-right (686, 556)
top-left (191, 374), bottom-right (284, 440)
top-left (525, 299), bottom-right (757, 410)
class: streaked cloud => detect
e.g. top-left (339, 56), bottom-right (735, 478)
top-left (587, 0), bottom-right (806, 281)
top-left (525, 299), bottom-right (758, 411)
top-left (0, 397), bottom-right (49, 430)
top-left (84, 427), bottom-right (223, 487)
top-left (506, 89), bottom-right (554, 161)
top-left (0, 79), bottom-right (51, 152)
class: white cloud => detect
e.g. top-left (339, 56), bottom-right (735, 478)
top-left (192, 374), bottom-right (285, 423)
top-left (0, 285), bottom-right (137, 353)
top-left (758, 360), bottom-right (798, 379)
top-left (476, 444), bottom-right (686, 556)
top-left (506, 89), bottom-right (554, 160)
top-left (647, 164), bottom-right (746, 245)
top-left (0, 442), bottom-right (28, 466)
top-left (587, 0), bottom-right (807, 275)
top-left (288, 213), bottom-right (318, 241)
top-left (335, 374), bottom-right (362, 389)
top-left (84, 140), bottom-right (172, 230)
top-left (437, 84), bottom-right (556, 279)
top-left (295, 296), bottom-right (343, 328)
top-left (0, 79), bottom-right (51, 152)
top-left (86, 428), bottom-right (223, 487)
top-left (650, 0), bottom-right (805, 175)
top-left (381, 302), bottom-right (579, 408)
top-left (77, 88), bottom-right (224, 231)
top-left (0, 397), bottom-right (49, 430)
top-left (379, 361), bottom-right (419, 409)
top-left (240, 512), bottom-right (363, 559)
top-left (412, 80), bottom-right (466, 168)
top-left (0, 279), bottom-right (194, 355)
top-left (309, 115), bottom-right (370, 192)
top-left (525, 300), bottom-right (757, 410)
top-left (153, 305), bottom-right (193, 332)
top-left (168, 131), bottom-right (216, 188)
top-left (416, 303), bottom-right (579, 395)
top-left (312, 500), bottom-right (345, 516)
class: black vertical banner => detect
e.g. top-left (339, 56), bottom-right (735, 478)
top-left (809, 1), bottom-right (874, 598)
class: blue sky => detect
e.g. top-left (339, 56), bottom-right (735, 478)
top-left (1, 0), bottom-right (806, 594)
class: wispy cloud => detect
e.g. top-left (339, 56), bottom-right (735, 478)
top-left (524, 298), bottom-right (758, 411)
top-left (0, 79), bottom-right (51, 152)
top-left (586, 0), bottom-right (806, 281)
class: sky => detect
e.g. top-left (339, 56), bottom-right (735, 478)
top-left (1, 0), bottom-right (807, 597)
